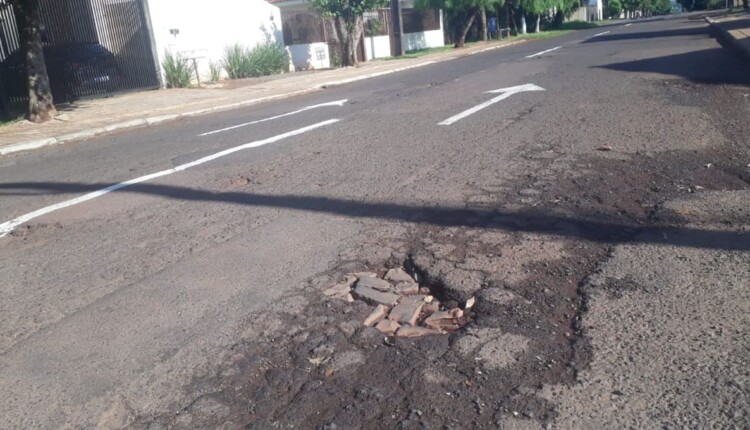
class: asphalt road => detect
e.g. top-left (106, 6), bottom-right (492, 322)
top-left (1, 15), bottom-right (749, 429)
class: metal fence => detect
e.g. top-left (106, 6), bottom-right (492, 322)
top-left (402, 9), bottom-right (441, 33)
top-left (0, 0), bottom-right (159, 115)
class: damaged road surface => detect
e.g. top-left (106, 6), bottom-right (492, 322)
top-left (1, 15), bottom-right (749, 429)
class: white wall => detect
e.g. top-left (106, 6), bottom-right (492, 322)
top-left (146, 0), bottom-right (283, 84)
top-left (287, 42), bottom-right (330, 70)
top-left (364, 35), bottom-right (391, 60)
top-left (403, 29), bottom-right (444, 52)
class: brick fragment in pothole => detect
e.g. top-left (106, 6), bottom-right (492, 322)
top-left (353, 285), bottom-right (400, 306)
top-left (395, 281), bottom-right (419, 295)
top-left (356, 276), bottom-right (394, 292)
top-left (388, 300), bottom-right (423, 326)
top-left (424, 308), bottom-right (464, 330)
top-left (363, 304), bottom-right (389, 327)
top-left (375, 319), bottom-right (400, 335)
top-left (423, 300), bottom-right (440, 314)
top-left (396, 326), bottom-right (442, 337)
top-left (323, 275), bottom-right (356, 299)
top-left (384, 268), bottom-right (415, 283)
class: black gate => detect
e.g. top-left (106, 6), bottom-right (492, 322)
top-left (0, 0), bottom-right (159, 115)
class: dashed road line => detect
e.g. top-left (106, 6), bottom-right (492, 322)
top-left (525, 46), bottom-right (561, 58)
top-left (0, 119), bottom-right (340, 238)
top-left (198, 99), bottom-right (347, 136)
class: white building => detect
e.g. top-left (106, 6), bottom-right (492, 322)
top-left (146, 0), bottom-right (283, 82)
top-left (274, 0), bottom-right (445, 70)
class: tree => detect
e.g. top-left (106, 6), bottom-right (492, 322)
top-left (606, 0), bottom-right (623, 17)
top-left (522, 0), bottom-right (553, 33)
top-left (310, 0), bottom-right (387, 67)
top-left (5, 0), bottom-right (56, 122)
top-left (416, 0), bottom-right (504, 47)
top-left (549, 0), bottom-right (580, 28)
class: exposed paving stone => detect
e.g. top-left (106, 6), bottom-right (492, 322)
top-left (353, 285), bottom-right (400, 306)
top-left (356, 277), bottom-right (394, 292)
top-left (375, 319), bottom-right (400, 335)
top-left (423, 301), bottom-right (440, 314)
top-left (363, 305), bottom-right (389, 327)
top-left (323, 282), bottom-right (352, 298)
top-left (387, 301), bottom-right (423, 326)
top-left (424, 309), bottom-right (464, 330)
top-left (395, 281), bottom-right (419, 296)
top-left (384, 268), bottom-right (415, 283)
top-left (395, 326), bottom-right (442, 338)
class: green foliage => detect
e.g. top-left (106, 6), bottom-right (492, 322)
top-left (223, 43), bottom-right (249, 79)
top-left (558, 20), bottom-right (600, 29)
top-left (162, 50), bottom-right (193, 88)
top-left (606, 0), bottom-right (623, 17)
top-left (222, 43), bottom-right (289, 79)
top-left (364, 18), bottom-right (386, 36)
top-left (248, 42), bottom-right (290, 76)
top-left (208, 61), bottom-right (222, 82)
top-left (415, 0), bottom-right (504, 15)
top-left (309, 0), bottom-right (387, 20)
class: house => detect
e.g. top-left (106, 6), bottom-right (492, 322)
top-left (147, 0), bottom-right (282, 82)
top-left (0, 0), bottom-right (282, 113)
top-left (273, 0), bottom-right (445, 71)
top-left (567, 0), bottom-right (603, 22)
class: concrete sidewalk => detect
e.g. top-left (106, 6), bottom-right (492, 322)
top-left (0, 40), bottom-right (522, 156)
top-left (707, 12), bottom-right (750, 61)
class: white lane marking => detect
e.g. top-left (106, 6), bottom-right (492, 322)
top-left (592, 31), bottom-right (611, 37)
top-left (0, 119), bottom-right (340, 238)
top-left (625, 23), bottom-right (632, 26)
top-left (525, 46), bottom-right (561, 58)
top-left (438, 83), bottom-right (545, 126)
top-left (199, 99), bottom-right (347, 136)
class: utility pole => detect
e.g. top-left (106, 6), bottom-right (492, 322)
top-left (390, 0), bottom-right (403, 56)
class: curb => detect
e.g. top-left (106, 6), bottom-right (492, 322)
top-left (705, 16), bottom-right (750, 62)
top-left (0, 40), bottom-right (524, 157)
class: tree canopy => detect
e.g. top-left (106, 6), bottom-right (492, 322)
top-left (309, 0), bottom-right (387, 66)
top-left (415, 0), bottom-right (505, 46)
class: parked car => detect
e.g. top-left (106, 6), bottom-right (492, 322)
top-left (0, 43), bottom-right (122, 103)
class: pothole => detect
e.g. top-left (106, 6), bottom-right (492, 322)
top-left (322, 263), bottom-right (475, 338)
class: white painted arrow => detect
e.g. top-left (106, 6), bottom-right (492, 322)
top-left (438, 84), bottom-right (545, 126)
top-left (199, 99), bottom-right (348, 136)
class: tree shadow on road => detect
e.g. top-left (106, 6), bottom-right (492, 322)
top-left (582, 26), bottom-right (709, 44)
top-left (1, 181), bottom-right (748, 251)
top-left (595, 47), bottom-right (750, 85)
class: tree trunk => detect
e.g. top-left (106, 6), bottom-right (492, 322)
top-left (349, 15), bottom-right (364, 66)
top-left (334, 16), bottom-right (353, 67)
top-left (509, 4), bottom-right (518, 34)
top-left (519, 8), bottom-right (527, 34)
top-left (455, 11), bottom-right (476, 47)
top-left (535, 14), bottom-right (540, 33)
top-left (480, 8), bottom-right (488, 41)
top-left (12, 0), bottom-right (56, 123)
top-left (552, 9), bottom-right (564, 28)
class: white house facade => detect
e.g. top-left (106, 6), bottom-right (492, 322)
top-left (146, 0), bottom-right (283, 82)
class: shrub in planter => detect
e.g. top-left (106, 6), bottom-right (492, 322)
top-left (162, 50), bottom-right (192, 88)
top-left (222, 42), bottom-right (289, 79)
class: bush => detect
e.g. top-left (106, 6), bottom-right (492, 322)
top-left (607, 0), bottom-right (623, 18)
top-left (162, 50), bottom-right (193, 88)
top-left (222, 42), bottom-right (289, 79)
top-left (208, 60), bottom-right (222, 82)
